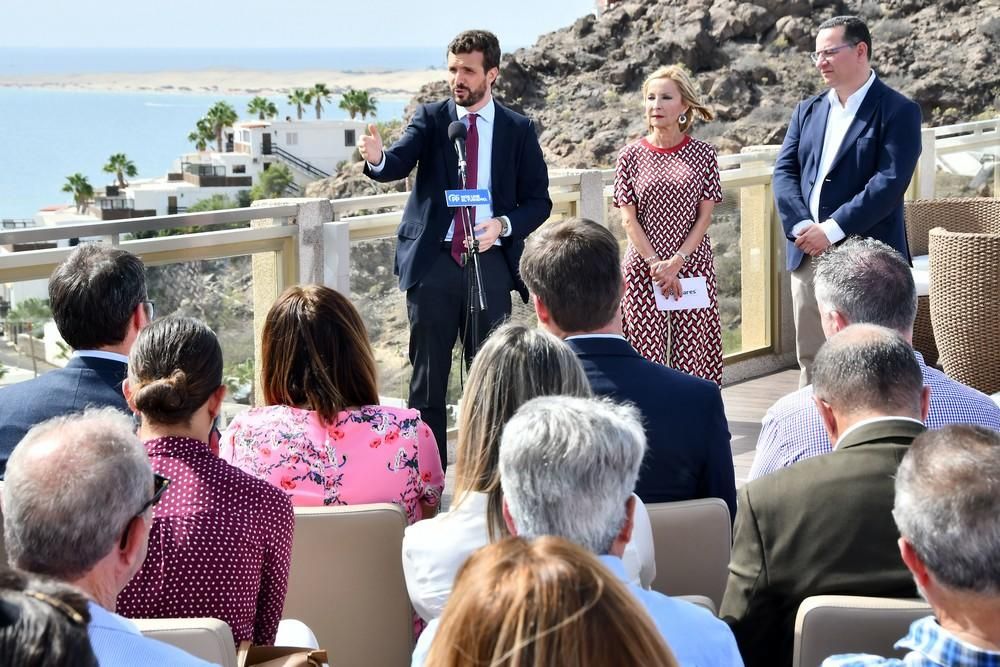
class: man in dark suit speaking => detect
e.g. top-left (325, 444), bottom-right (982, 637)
top-left (773, 15), bottom-right (921, 386)
top-left (0, 245), bottom-right (150, 477)
top-left (360, 30), bottom-right (551, 461)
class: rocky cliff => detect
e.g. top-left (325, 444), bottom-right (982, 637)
top-left (305, 0), bottom-right (999, 199)
top-left (493, 0), bottom-right (999, 167)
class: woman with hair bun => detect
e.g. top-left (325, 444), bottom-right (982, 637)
top-left (115, 316), bottom-right (295, 646)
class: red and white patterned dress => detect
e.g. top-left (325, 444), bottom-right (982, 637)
top-left (614, 135), bottom-right (724, 385)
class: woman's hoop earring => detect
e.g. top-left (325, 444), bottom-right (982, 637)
top-left (678, 113), bottom-right (688, 125)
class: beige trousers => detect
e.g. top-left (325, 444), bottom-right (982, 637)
top-left (790, 255), bottom-right (826, 388)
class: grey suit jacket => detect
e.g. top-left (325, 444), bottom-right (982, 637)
top-left (720, 418), bottom-right (924, 667)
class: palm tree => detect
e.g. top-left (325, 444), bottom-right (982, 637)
top-left (356, 90), bottom-right (378, 119)
top-left (247, 96), bottom-right (278, 120)
top-left (249, 163), bottom-right (295, 201)
top-left (338, 88), bottom-right (362, 120)
top-left (206, 101), bottom-right (238, 152)
top-left (287, 89), bottom-right (309, 120)
top-left (187, 117), bottom-right (214, 151)
top-left (308, 83), bottom-right (332, 120)
top-left (62, 173), bottom-right (94, 213)
top-left (103, 153), bottom-right (137, 189)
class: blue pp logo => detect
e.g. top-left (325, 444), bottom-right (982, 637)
top-left (445, 189), bottom-right (492, 207)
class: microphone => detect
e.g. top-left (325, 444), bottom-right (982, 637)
top-left (448, 120), bottom-right (467, 170)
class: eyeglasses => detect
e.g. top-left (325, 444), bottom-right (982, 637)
top-left (809, 42), bottom-right (858, 64)
top-left (118, 473), bottom-right (170, 550)
top-left (141, 300), bottom-right (155, 321)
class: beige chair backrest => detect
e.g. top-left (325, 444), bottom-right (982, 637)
top-left (793, 595), bottom-right (931, 667)
top-left (284, 503), bottom-right (411, 667)
top-left (133, 617), bottom-right (238, 667)
top-left (645, 498), bottom-right (731, 610)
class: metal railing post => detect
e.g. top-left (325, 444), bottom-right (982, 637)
top-left (577, 170), bottom-right (607, 225)
top-left (324, 220), bottom-right (352, 296)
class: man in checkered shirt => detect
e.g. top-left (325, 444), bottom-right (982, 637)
top-left (822, 424), bottom-right (1000, 666)
top-left (750, 237), bottom-right (1000, 481)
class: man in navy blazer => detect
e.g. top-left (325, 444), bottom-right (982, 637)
top-left (773, 15), bottom-right (921, 387)
top-left (0, 245), bottom-right (149, 477)
top-left (360, 30), bottom-right (551, 461)
top-left (520, 218), bottom-right (736, 518)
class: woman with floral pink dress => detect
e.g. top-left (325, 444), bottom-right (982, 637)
top-left (220, 284), bottom-right (443, 524)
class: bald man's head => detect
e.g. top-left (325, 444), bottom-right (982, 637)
top-left (2, 408), bottom-right (151, 580)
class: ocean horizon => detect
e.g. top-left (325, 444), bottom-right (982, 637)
top-left (0, 47), bottom-right (448, 76)
top-left (1, 48), bottom-right (426, 219)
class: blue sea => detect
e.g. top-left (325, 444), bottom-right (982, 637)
top-left (0, 48), bottom-right (434, 219)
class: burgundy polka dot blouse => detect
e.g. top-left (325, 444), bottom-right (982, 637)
top-left (116, 436), bottom-right (295, 645)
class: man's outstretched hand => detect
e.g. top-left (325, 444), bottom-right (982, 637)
top-left (358, 123), bottom-right (384, 165)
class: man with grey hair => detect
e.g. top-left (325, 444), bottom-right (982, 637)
top-left (3, 408), bottom-right (213, 666)
top-left (823, 424), bottom-right (1000, 665)
top-left (750, 237), bottom-right (1000, 480)
top-left (412, 396), bottom-right (743, 667)
top-left (722, 324), bottom-right (928, 667)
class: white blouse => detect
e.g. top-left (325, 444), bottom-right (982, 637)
top-left (401, 491), bottom-right (657, 621)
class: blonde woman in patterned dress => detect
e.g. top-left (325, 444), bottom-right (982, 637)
top-left (614, 66), bottom-right (724, 384)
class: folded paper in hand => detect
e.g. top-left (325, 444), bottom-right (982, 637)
top-left (653, 276), bottom-right (710, 311)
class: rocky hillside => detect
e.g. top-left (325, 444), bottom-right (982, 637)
top-left (495, 0), bottom-right (1000, 167)
top-left (306, 0), bottom-right (999, 193)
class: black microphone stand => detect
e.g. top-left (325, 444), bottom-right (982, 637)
top-left (456, 155), bottom-right (488, 341)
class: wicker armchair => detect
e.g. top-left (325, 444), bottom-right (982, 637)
top-left (928, 226), bottom-right (1000, 395)
top-left (905, 198), bottom-right (1000, 367)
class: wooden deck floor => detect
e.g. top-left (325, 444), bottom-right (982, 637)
top-left (721, 368), bottom-right (800, 486)
top-left (441, 366), bottom-right (800, 508)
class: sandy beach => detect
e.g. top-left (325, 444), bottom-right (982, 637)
top-left (0, 69), bottom-right (447, 98)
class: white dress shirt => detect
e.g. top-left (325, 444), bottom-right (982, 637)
top-left (794, 70), bottom-right (878, 243)
top-left (401, 491), bottom-right (657, 621)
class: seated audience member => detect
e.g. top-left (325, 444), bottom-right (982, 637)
top-left (402, 323), bottom-right (656, 622)
top-left (519, 217), bottom-right (736, 516)
top-left (221, 284), bottom-right (443, 523)
top-left (115, 316), bottom-right (294, 645)
top-left (425, 536), bottom-right (679, 667)
top-left (823, 425), bottom-right (1000, 666)
top-left (0, 569), bottom-right (97, 667)
top-left (0, 244), bottom-right (150, 476)
top-left (721, 324), bottom-right (928, 667)
top-left (751, 237), bottom-right (1000, 480)
top-left (2, 408), bottom-right (214, 665)
top-left (415, 396), bottom-right (742, 666)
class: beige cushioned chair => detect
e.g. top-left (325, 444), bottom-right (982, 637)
top-left (134, 617), bottom-right (238, 667)
top-left (283, 503), bottom-right (411, 667)
top-left (645, 498), bottom-right (732, 611)
top-left (793, 595), bottom-right (931, 667)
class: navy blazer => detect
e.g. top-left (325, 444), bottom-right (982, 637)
top-left (773, 77), bottom-right (922, 271)
top-left (364, 98), bottom-right (552, 301)
top-left (0, 355), bottom-right (130, 477)
top-left (566, 337), bottom-right (736, 518)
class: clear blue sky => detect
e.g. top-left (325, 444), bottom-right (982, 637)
top-left (4, 0), bottom-right (597, 49)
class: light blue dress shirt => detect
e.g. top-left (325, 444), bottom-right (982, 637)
top-left (411, 554), bottom-right (744, 667)
top-left (87, 601), bottom-right (218, 666)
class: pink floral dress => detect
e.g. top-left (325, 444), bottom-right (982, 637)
top-left (219, 404), bottom-right (444, 524)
